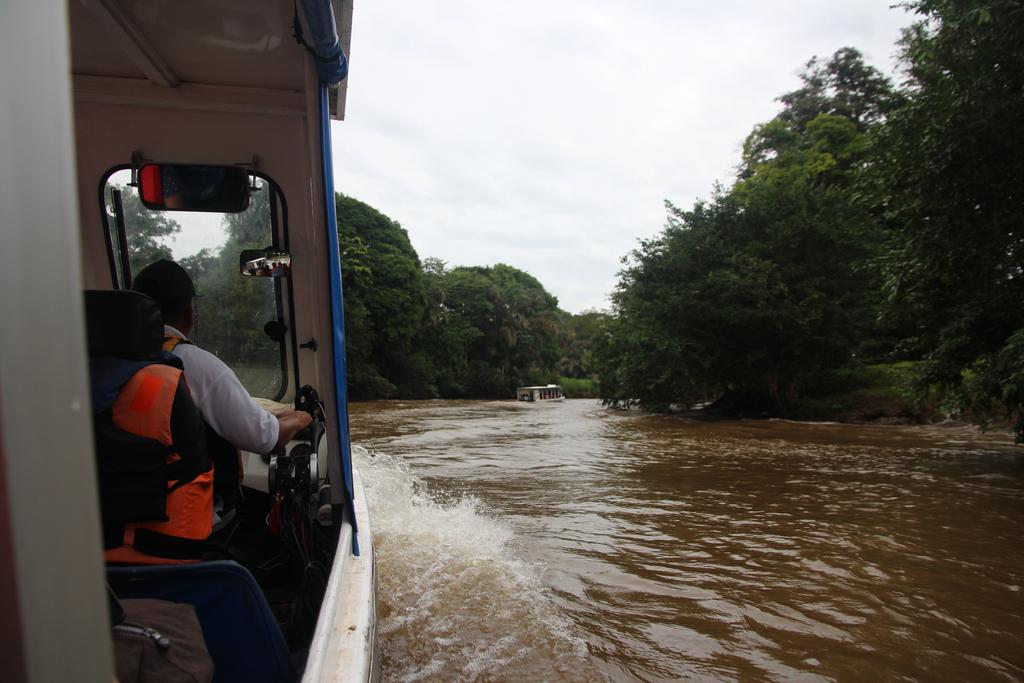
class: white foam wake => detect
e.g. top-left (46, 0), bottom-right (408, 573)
top-left (353, 445), bottom-right (593, 682)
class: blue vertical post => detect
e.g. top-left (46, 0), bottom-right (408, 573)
top-left (319, 85), bottom-right (359, 555)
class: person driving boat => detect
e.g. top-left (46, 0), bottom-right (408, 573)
top-left (131, 260), bottom-right (312, 526)
top-left (132, 259), bottom-right (313, 455)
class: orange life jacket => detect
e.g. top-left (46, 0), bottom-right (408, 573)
top-left (102, 363), bottom-right (214, 565)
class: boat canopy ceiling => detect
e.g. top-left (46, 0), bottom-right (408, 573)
top-left (69, 0), bottom-right (351, 117)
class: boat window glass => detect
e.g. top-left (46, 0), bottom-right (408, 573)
top-left (100, 168), bottom-right (288, 400)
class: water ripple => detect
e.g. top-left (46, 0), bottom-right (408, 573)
top-left (351, 400), bottom-right (1024, 682)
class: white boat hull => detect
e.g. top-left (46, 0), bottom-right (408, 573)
top-left (304, 465), bottom-right (378, 682)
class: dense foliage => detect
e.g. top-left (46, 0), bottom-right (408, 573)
top-left (600, 0), bottom-right (1024, 423)
top-left (874, 0), bottom-right (1024, 421)
top-left (337, 194), bottom-right (429, 398)
top-left (118, 189), bottom-right (179, 276)
top-left (598, 49), bottom-right (892, 413)
top-left (336, 194), bottom-right (582, 399)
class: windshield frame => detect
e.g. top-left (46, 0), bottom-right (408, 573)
top-left (96, 164), bottom-right (293, 402)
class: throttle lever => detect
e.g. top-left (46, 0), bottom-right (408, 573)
top-left (296, 384), bottom-right (322, 419)
top-left (295, 385), bottom-right (325, 447)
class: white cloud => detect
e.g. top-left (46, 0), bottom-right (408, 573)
top-left (331, 0), bottom-right (914, 313)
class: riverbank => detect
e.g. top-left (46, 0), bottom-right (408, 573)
top-left (799, 361), bottom-right (939, 424)
top-left (559, 377), bottom-right (599, 399)
top-left (675, 363), bottom-right (948, 425)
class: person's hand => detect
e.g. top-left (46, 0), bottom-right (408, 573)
top-left (275, 410), bottom-right (314, 448)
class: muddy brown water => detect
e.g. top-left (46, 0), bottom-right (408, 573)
top-left (349, 399), bottom-right (1024, 682)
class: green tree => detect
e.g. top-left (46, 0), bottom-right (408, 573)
top-left (327, 195), bottom-right (581, 401)
top-left (557, 310), bottom-right (608, 379)
top-left (776, 46), bottom-right (900, 134)
top-left (336, 194), bottom-right (430, 398)
top-left (418, 258), bottom-right (481, 396)
top-left (873, 0), bottom-right (1024, 420)
top-left (601, 50), bottom-right (893, 414)
top-left (423, 263), bottom-right (562, 398)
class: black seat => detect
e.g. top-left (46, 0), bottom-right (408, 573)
top-left (85, 289), bottom-right (208, 557)
top-left (84, 289), bottom-right (165, 361)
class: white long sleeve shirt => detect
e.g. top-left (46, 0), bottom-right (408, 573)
top-left (164, 325), bottom-right (279, 454)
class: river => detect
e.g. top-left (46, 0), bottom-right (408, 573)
top-left (349, 399), bottom-right (1024, 682)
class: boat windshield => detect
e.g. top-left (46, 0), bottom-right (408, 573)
top-left (101, 168), bottom-right (289, 400)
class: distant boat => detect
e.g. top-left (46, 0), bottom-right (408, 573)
top-left (516, 384), bottom-right (565, 402)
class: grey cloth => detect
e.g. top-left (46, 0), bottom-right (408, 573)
top-left (113, 598), bottom-right (213, 683)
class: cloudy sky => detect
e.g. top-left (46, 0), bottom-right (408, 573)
top-left (330, 1), bottom-right (915, 314)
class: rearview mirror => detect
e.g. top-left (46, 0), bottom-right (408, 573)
top-left (138, 163), bottom-right (251, 213)
top-left (240, 249), bottom-right (291, 277)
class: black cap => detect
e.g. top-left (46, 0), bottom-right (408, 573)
top-left (132, 259), bottom-right (197, 308)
